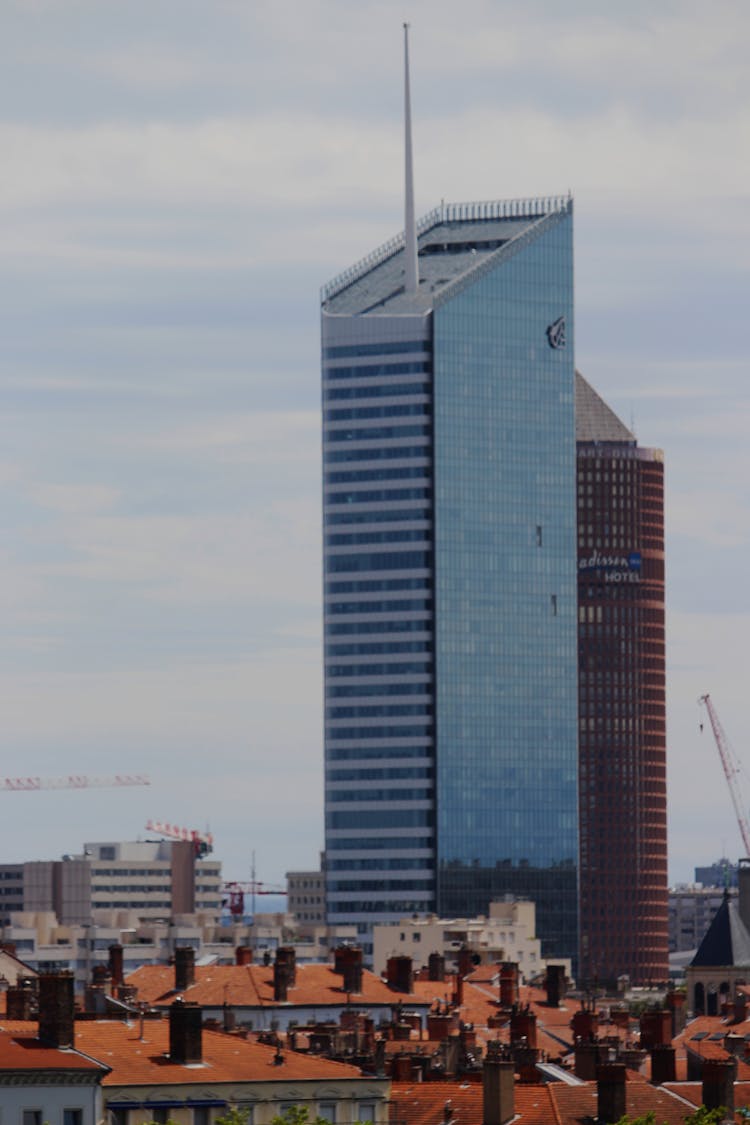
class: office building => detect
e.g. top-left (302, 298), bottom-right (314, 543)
top-left (576, 373), bottom-right (667, 984)
top-left (0, 839), bottom-right (222, 926)
top-left (321, 192), bottom-right (578, 960)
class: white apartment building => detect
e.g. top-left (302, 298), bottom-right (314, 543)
top-left (372, 899), bottom-right (566, 981)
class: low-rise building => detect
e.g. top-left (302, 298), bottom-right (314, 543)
top-left (372, 900), bottom-right (564, 982)
top-left (0, 839), bottom-right (223, 926)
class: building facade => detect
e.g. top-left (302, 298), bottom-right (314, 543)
top-left (322, 197), bottom-right (578, 961)
top-left (371, 899), bottom-right (551, 980)
top-left (669, 885), bottom-right (733, 954)
top-left (576, 373), bottom-right (668, 985)
top-left (0, 840), bottom-right (222, 927)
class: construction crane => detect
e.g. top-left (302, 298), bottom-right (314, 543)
top-left (222, 880), bottom-right (287, 919)
top-left (699, 693), bottom-right (750, 856)
top-left (0, 774), bottom-right (150, 792)
top-left (145, 819), bottom-right (213, 858)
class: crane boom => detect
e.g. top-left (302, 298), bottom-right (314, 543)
top-left (0, 774), bottom-right (150, 792)
top-left (699, 693), bottom-right (750, 856)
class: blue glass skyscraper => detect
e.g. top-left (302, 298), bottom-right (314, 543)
top-left (321, 197), bottom-right (578, 960)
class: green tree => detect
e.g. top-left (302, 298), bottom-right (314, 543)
top-left (216, 1110), bottom-right (252, 1125)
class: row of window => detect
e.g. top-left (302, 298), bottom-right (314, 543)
top-left (326, 550), bottom-right (431, 573)
top-left (326, 619), bottom-right (431, 636)
top-left (326, 640), bottom-right (432, 655)
top-left (325, 465), bottom-right (429, 485)
top-left (325, 379), bottom-right (430, 400)
top-left (327, 487), bottom-right (431, 505)
top-left (326, 506), bottom-right (430, 525)
top-left (327, 661), bottom-right (431, 677)
top-left (323, 360), bottom-right (430, 379)
top-left (325, 443), bottom-right (428, 464)
top-left (325, 528), bottom-right (429, 547)
top-left (328, 598), bottom-right (432, 615)
top-left (327, 703), bottom-right (432, 719)
top-left (325, 402), bottom-right (429, 422)
top-left (323, 339), bottom-right (431, 358)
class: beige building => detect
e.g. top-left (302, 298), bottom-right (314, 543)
top-left (372, 899), bottom-right (565, 981)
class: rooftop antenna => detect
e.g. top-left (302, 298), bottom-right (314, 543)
top-left (403, 22), bottom-right (419, 295)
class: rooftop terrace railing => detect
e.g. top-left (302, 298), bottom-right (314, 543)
top-left (321, 195), bottom-right (570, 304)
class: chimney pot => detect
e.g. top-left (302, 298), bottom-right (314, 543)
top-left (38, 972), bottom-right (75, 1049)
top-left (169, 999), bottom-right (202, 1064)
top-left (597, 1062), bottom-right (627, 1125)
top-left (174, 946), bottom-right (195, 992)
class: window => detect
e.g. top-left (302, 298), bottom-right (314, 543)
top-left (64, 1113), bottom-right (83, 1125)
top-left (193, 1109), bottom-right (211, 1125)
top-left (23, 1114), bottom-right (42, 1125)
top-left (358, 1102), bottom-right (376, 1124)
top-left (319, 1103), bottom-right (337, 1124)
top-left (109, 1112), bottom-right (128, 1125)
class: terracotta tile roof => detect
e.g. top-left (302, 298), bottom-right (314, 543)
top-left (550, 1079), bottom-right (695, 1125)
top-left (1, 1019), bottom-right (369, 1087)
top-left (0, 1024), bottom-right (107, 1073)
top-left (389, 1079), bottom-right (558, 1125)
top-left (126, 963), bottom-right (454, 1010)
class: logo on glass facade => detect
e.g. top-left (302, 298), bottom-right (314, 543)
top-left (546, 316), bottom-right (566, 349)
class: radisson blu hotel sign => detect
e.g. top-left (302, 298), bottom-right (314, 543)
top-left (579, 550), bottom-right (642, 584)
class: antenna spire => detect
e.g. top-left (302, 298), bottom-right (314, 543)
top-left (403, 23), bottom-right (418, 295)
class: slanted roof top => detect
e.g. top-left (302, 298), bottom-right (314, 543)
top-left (691, 891), bottom-right (750, 967)
top-left (0, 1019), bottom-right (367, 1087)
top-left (322, 197), bottom-right (570, 316)
top-left (575, 370), bottom-right (634, 444)
top-left (125, 962), bottom-right (454, 1010)
top-left (0, 1025), bottom-right (107, 1074)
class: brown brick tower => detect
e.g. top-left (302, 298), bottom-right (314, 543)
top-left (576, 372), bottom-right (668, 985)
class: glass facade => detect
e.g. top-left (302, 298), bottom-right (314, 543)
top-left (322, 199), bottom-right (578, 960)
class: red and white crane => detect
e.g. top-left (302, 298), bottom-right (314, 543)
top-left (222, 880), bottom-right (287, 919)
top-left (145, 819), bottom-right (214, 858)
top-left (0, 774), bottom-right (150, 792)
top-left (699, 693), bottom-right (750, 856)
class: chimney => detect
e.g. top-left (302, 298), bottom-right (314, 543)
top-left (275, 946), bottom-right (297, 987)
top-left (509, 1007), bottom-right (537, 1049)
top-left (428, 952), bottom-right (445, 981)
top-left (274, 959), bottom-right (290, 1002)
top-left (572, 1007), bottom-right (598, 1041)
top-left (387, 955), bottom-right (414, 994)
top-left (457, 945), bottom-right (474, 981)
top-left (640, 1009), bottom-right (672, 1049)
top-left (574, 1040), bottom-right (607, 1081)
top-left (650, 1045), bottom-right (676, 1085)
top-left (499, 962), bottom-right (518, 1007)
top-left (235, 945), bottom-right (253, 966)
top-left (483, 1042), bottom-right (515, 1125)
top-left (38, 972), bottom-right (75, 1049)
top-left (7, 979), bottom-right (37, 1020)
top-left (109, 943), bottom-right (124, 991)
top-left (666, 987), bottom-right (686, 1036)
top-left (733, 991), bottom-right (747, 1024)
top-left (174, 946), bottom-right (195, 992)
top-left (169, 999), bottom-right (202, 1064)
top-left (337, 945), bottom-right (363, 994)
top-left (597, 1062), bottom-right (627, 1124)
top-left (702, 1057), bottom-right (736, 1116)
top-left (546, 963), bottom-right (566, 1007)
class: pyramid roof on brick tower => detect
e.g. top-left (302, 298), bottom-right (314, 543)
top-left (691, 889), bottom-right (750, 967)
top-left (575, 370), bottom-right (635, 443)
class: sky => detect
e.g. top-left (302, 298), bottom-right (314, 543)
top-left (1, 0), bottom-right (749, 890)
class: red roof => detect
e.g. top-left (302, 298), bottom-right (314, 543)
top-left (391, 1076), bottom-right (699, 1125)
top-left (0, 1025), bottom-right (107, 1074)
top-left (1, 1019), bottom-right (370, 1087)
top-left (126, 963), bottom-right (455, 1010)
